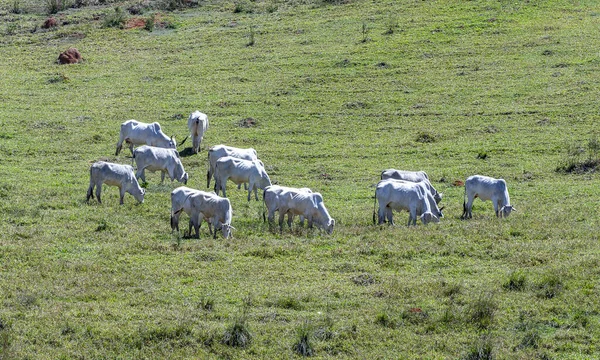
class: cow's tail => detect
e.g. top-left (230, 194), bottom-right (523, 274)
top-left (372, 188), bottom-right (378, 225)
top-left (262, 189), bottom-right (267, 222)
top-left (179, 135), bottom-right (189, 147)
top-left (461, 183), bottom-right (467, 220)
top-left (206, 150), bottom-right (212, 188)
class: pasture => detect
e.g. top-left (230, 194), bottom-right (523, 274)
top-left (1, 0), bottom-right (599, 358)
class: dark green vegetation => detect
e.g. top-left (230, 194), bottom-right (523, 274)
top-left (1, 0), bottom-right (600, 358)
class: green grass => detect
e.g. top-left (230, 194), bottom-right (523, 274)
top-left (1, 0), bottom-right (600, 358)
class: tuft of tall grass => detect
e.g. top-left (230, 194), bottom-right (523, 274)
top-left (292, 320), bottom-right (314, 357)
top-left (10, 0), bottom-right (23, 14)
top-left (462, 335), bottom-right (494, 360)
top-left (103, 7), bottom-right (127, 29)
top-left (46, 0), bottom-right (66, 14)
top-left (536, 272), bottom-right (563, 299)
top-left (502, 270), bottom-right (527, 291)
top-left (222, 308), bottom-right (252, 348)
top-left (556, 137), bottom-right (600, 174)
top-left (144, 13), bottom-right (155, 32)
top-left (469, 292), bottom-right (497, 329)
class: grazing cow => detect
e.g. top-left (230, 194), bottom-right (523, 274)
top-left (116, 120), bottom-right (176, 156)
top-left (374, 179), bottom-right (442, 226)
top-left (380, 169), bottom-right (442, 204)
top-left (174, 191), bottom-right (233, 239)
top-left (188, 111), bottom-right (209, 154)
top-left (269, 188), bottom-right (335, 234)
top-left (207, 145), bottom-right (258, 189)
top-left (214, 156), bottom-right (271, 201)
top-left (133, 145), bottom-right (188, 184)
top-left (170, 186), bottom-right (213, 236)
top-left (461, 175), bottom-right (516, 219)
top-left (263, 185), bottom-right (312, 224)
top-left (86, 161), bottom-right (145, 205)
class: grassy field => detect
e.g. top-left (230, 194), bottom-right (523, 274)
top-left (1, 0), bottom-right (600, 358)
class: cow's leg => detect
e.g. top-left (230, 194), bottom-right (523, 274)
top-left (492, 197), bottom-right (500, 217)
top-left (86, 183), bottom-right (94, 202)
top-left (278, 210), bottom-right (286, 233)
top-left (116, 137), bottom-right (124, 156)
top-left (377, 203), bottom-right (386, 225)
top-left (299, 215), bottom-right (305, 227)
top-left (221, 180), bottom-right (227, 197)
top-left (188, 218), bottom-right (193, 237)
top-left (136, 168), bottom-right (145, 183)
top-left (192, 218), bottom-right (200, 239)
top-left (128, 141), bottom-right (134, 156)
top-left (171, 213), bottom-right (179, 232)
top-left (212, 220), bottom-right (218, 239)
top-left (386, 207), bottom-right (394, 225)
top-left (467, 195), bottom-right (475, 219)
top-left (119, 186), bottom-right (126, 205)
top-left (206, 169), bottom-right (211, 189)
top-left (207, 218), bottom-right (213, 235)
top-left (307, 216), bottom-right (314, 229)
top-left (95, 182), bottom-right (102, 204)
top-left (160, 171), bottom-right (166, 184)
top-left (287, 212), bottom-right (294, 229)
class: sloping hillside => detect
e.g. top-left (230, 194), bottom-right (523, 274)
top-left (1, 0), bottom-right (599, 358)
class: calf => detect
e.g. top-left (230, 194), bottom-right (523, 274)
top-left (116, 120), bottom-right (176, 156)
top-left (263, 185), bottom-right (313, 224)
top-left (380, 169), bottom-right (442, 204)
top-left (374, 179), bottom-right (442, 226)
top-left (170, 186), bottom-right (212, 236)
top-left (175, 191), bottom-right (233, 239)
top-left (86, 161), bottom-right (145, 205)
top-left (272, 188), bottom-right (335, 234)
top-left (188, 111), bottom-right (209, 154)
top-left (207, 145), bottom-right (258, 189)
top-left (461, 175), bottom-right (516, 219)
top-left (134, 145), bottom-right (188, 184)
top-left (214, 156), bottom-right (271, 201)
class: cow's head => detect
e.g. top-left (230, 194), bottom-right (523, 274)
top-left (420, 212), bottom-right (439, 225)
top-left (133, 188), bottom-right (145, 204)
top-left (325, 219), bottom-right (335, 235)
top-left (168, 136), bottom-right (177, 149)
top-left (499, 205), bottom-right (516, 218)
top-left (219, 223), bottom-right (235, 239)
top-left (437, 206), bottom-right (445, 219)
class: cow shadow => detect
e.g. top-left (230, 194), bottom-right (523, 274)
top-left (179, 147), bottom-right (197, 158)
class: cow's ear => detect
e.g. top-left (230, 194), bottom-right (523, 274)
top-left (512, 207), bottom-right (517, 212)
top-left (439, 206), bottom-right (445, 211)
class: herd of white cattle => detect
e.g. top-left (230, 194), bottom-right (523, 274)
top-left (86, 111), bottom-right (517, 238)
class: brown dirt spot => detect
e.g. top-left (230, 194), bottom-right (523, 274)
top-left (125, 17), bottom-right (146, 29)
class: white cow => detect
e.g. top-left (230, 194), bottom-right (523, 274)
top-left (174, 191), bottom-right (233, 239)
top-left (461, 175), bottom-right (516, 219)
top-left (133, 145), bottom-right (188, 184)
top-left (170, 186), bottom-right (213, 236)
top-left (116, 120), bottom-right (176, 156)
top-left (270, 188), bottom-right (335, 234)
top-left (86, 161), bottom-right (145, 205)
top-left (214, 156), bottom-right (271, 201)
top-left (374, 179), bottom-right (442, 226)
top-left (188, 111), bottom-right (209, 154)
top-left (207, 145), bottom-right (258, 189)
top-left (381, 169), bottom-right (442, 204)
top-left (263, 185), bottom-right (313, 224)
